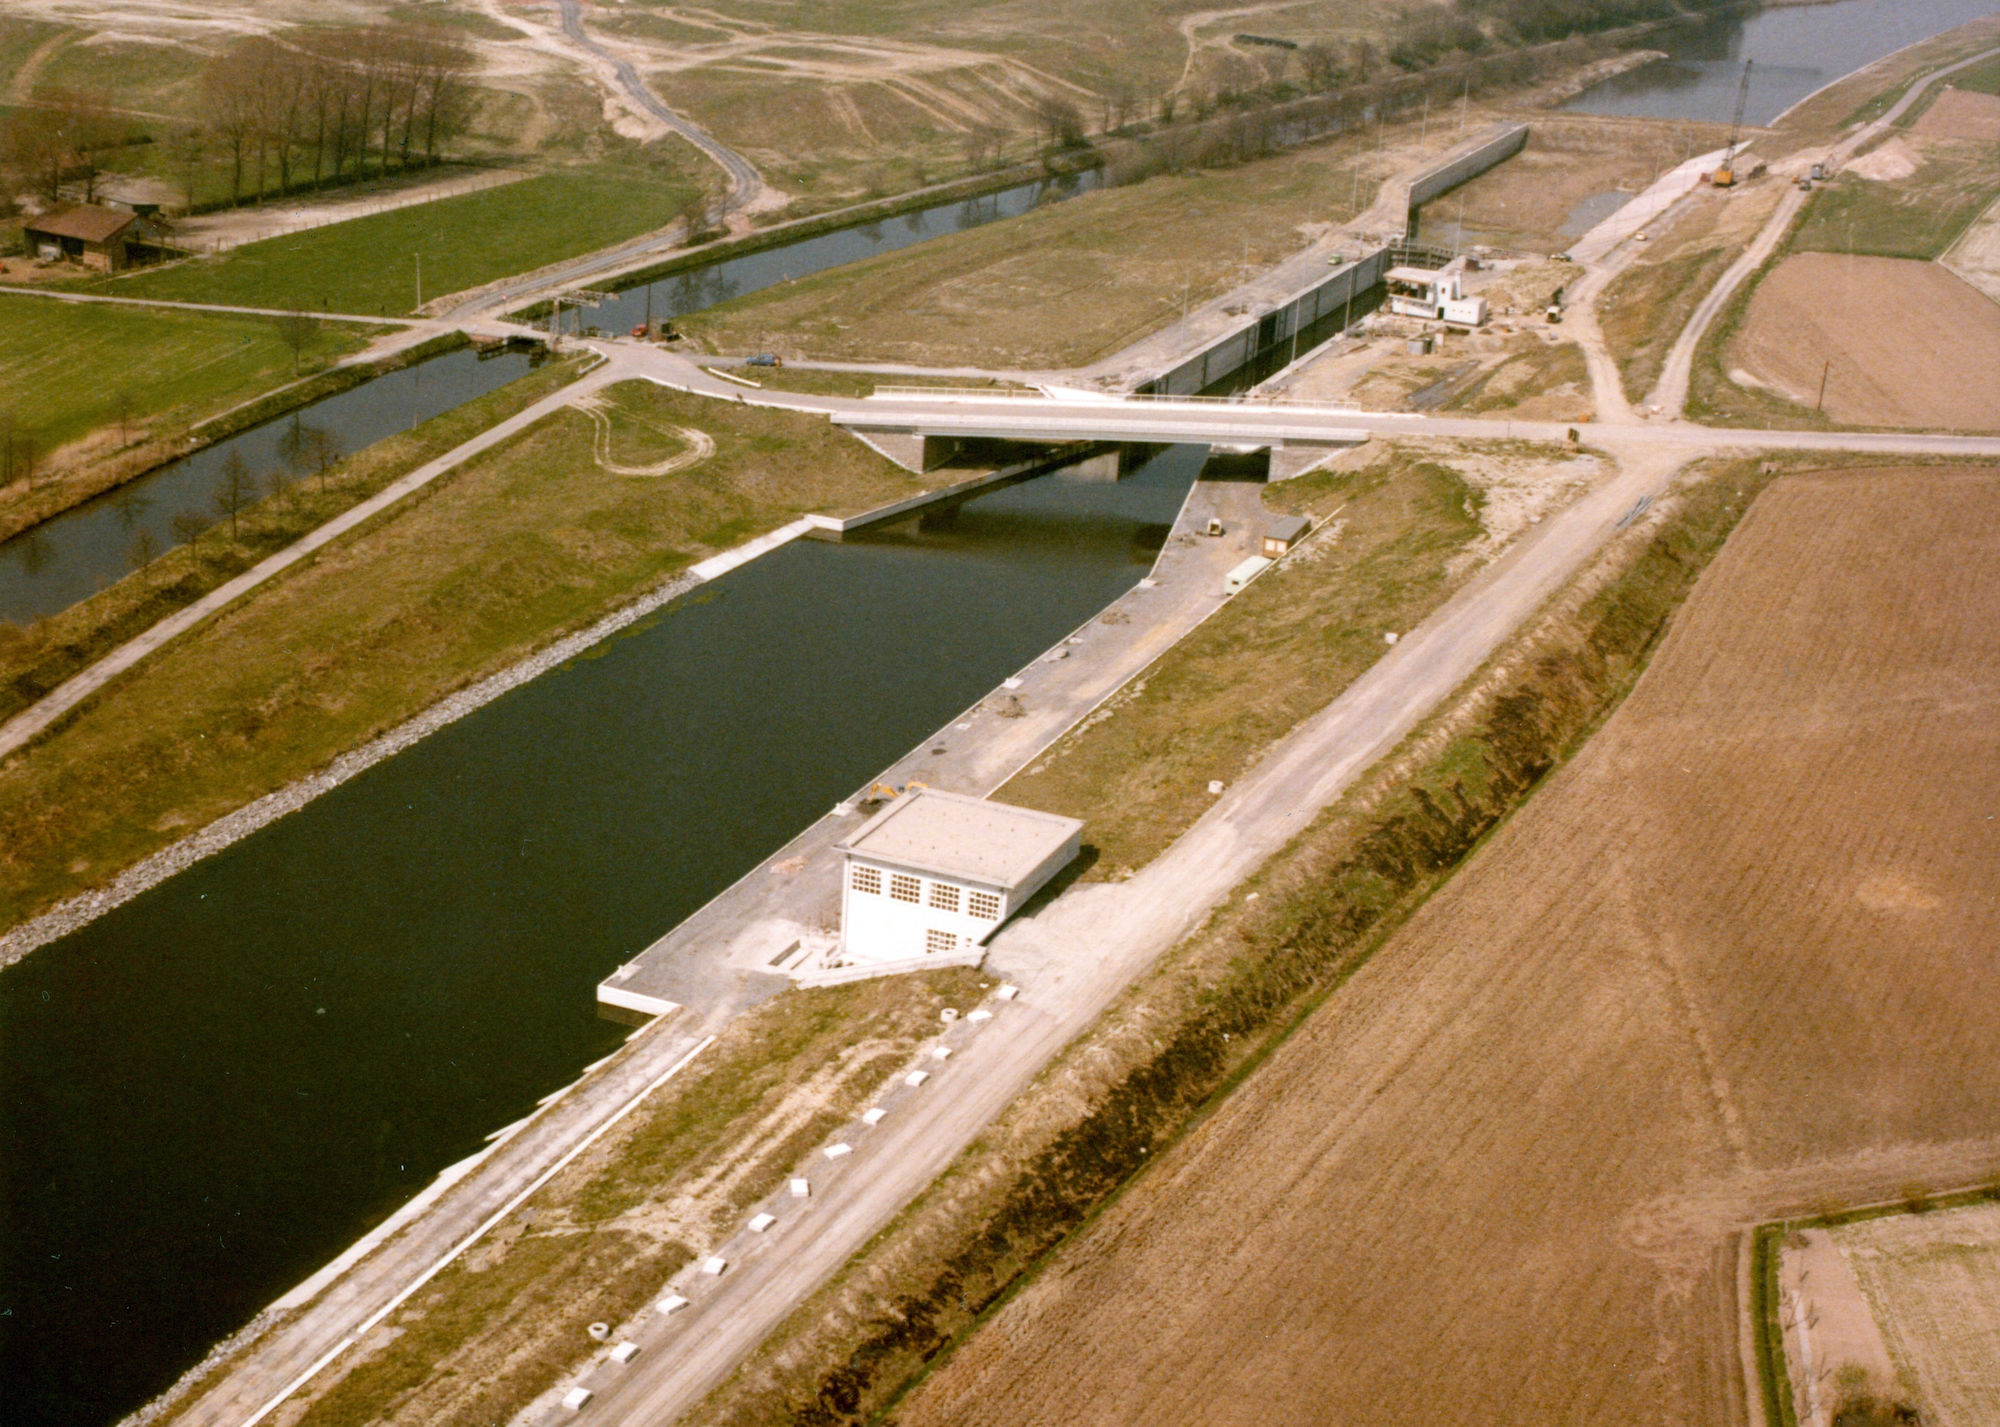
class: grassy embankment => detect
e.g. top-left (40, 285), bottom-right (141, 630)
top-left (0, 381), bottom-right (929, 931)
top-left (255, 965), bottom-right (986, 1427)
top-left (677, 132), bottom-right (1383, 369)
top-left (0, 296), bottom-right (374, 537)
top-left (0, 351), bottom-right (585, 726)
top-left (89, 160), bottom-right (698, 316)
top-left (674, 449), bottom-right (1801, 1427)
top-left (1001, 447), bottom-right (1498, 874)
top-left (1791, 144), bottom-right (2000, 262)
top-left (1599, 238), bottom-right (1739, 404)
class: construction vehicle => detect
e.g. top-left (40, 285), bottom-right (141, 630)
top-left (1711, 60), bottom-right (1753, 188)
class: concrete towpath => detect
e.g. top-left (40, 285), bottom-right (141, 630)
top-left (0, 354), bottom-right (624, 761)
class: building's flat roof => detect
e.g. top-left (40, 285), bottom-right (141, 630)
top-left (27, 204), bottom-right (136, 243)
top-left (1265, 514), bottom-right (1311, 541)
top-left (839, 789), bottom-right (1081, 889)
top-left (1385, 265), bottom-right (1443, 284)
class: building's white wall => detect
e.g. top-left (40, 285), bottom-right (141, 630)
top-left (840, 857), bottom-right (1006, 965)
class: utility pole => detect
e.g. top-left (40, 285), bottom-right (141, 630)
top-left (1815, 360), bottom-right (1831, 413)
top-left (415, 251), bottom-right (422, 312)
top-left (1459, 75), bottom-right (1469, 133)
top-left (1421, 94), bottom-right (1429, 148)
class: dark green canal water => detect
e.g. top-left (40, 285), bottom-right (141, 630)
top-left (0, 446), bottom-right (1204, 1427)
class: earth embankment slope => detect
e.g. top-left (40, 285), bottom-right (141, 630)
top-left (892, 467), bottom-right (2000, 1427)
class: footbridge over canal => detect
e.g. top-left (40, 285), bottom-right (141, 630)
top-left (835, 389), bottom-right (1375, 479)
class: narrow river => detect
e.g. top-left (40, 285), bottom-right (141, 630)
top-left (0, 446), bottom-right (1204, 1427)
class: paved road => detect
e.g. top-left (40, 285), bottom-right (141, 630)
top-left (55, 43), bottom-right (2000, 1424)
top-left (551, 435), bottom-right (1701, 1423)
top-left (555, 0), bottom-right (763, 215)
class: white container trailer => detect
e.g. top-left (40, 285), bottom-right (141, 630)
top-left (1223, 556), bottom-right (1274, 595)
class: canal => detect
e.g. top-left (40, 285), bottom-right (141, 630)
top-left (0, 345), bottom-right (545, 627)
top-left (0, 445), bottom-right (1205, 1427)
top-left (1562, 0), bottom-right (2000, 126)
top-left (581, 170), bottom-right (1101, 336)
top-left (0, 172), bottom-right (1103, 629)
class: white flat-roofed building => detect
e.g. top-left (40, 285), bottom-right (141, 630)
top-left (837, 789), bottom-right (1083, 967)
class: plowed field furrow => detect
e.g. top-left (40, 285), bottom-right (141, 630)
top-left (894, 468), bottom-right (2000, 1427)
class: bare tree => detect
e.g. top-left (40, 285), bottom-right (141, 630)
top-left (127, 527), bottom-right (160, 579)
top-left (277, 417), bottom-right (341, 491)
top-left (272, 311), bottom-right (321, 376)
top-left (170, 510), bottom-right (214, 548)
top-left (1300, 42), bottom-right (1343, 92)
top-left (1033, 97), bottom-right (1086, 151)
top-left (213, 450), bottom-right (254, 541)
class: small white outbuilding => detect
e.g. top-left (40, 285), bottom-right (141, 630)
top-left (837, 789), bottom-right (1082, 968)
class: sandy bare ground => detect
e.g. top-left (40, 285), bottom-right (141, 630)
top-left (174, 167), bottom-right (529, 251)
top-left (1914, 84), bottom-right (2000, 141)
top-left (1833, 1202), bottom-right (2000, 1426)
top-left (1734, 254), bottom-right (2000, 430)
top-left (1780, 1228), bottom-right (1899, 1425)
top-left (892, 467), bottom-right (2000, 1427)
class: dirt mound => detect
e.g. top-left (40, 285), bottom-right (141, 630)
top-left (1733, 253), bottom-right (2000, 430)
top-left (895, 468), bottom-right (2000, 1427)
top-left (1915, 85), bottom-right (2000, 141)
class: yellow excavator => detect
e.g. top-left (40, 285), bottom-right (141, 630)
top-left (1711, 60), bottom-right (1753, 188)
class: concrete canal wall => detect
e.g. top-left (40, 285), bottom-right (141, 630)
top-left (1138, 123), bottom-right (1529, 398)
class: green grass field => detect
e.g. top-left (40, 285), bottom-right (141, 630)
top-left (0, 294), bottom-right (367, 459)
top-left (1792, 149), bottom-right (2000, 262)
top-left (95, 161), bottom-right (697, 315)
top-left (0, 380), bottom-right (927, 928)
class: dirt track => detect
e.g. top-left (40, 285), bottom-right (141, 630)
top-left (892, 467), bottom-right (2000, 1427)
top-left (1733, 254), bottom-right (2000, 430)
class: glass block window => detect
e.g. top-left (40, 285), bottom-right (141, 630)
top-left (851, 865), bottom-right (882, 895)
top-left (926, 929), bottom-right (957, 956)
top-left (968, 890), bottom-right (1001, 920)
top-left (890, 874), bottom-right (922, 904)
top-left (928, 882), bottom-right (961, 913)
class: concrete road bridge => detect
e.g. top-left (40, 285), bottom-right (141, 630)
top-left (833, 388), bottom-right (1374, 476)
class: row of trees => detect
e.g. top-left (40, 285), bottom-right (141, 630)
top-left (1, 92), bottom-right (138, 205)
top-left (200, 26), bottom-right (478, 207)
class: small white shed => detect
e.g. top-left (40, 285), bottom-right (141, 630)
top-left (837, 789), bottom-right (1082, 967)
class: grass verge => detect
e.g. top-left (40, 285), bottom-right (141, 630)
top-left (0, 380), bottom-right (928, 930)
top-left (675, 449), bottom-right (1795, 1427)
top-left (0, 349), bottom-right (583, 726)
top-left (999, 448), bottom-right (1492, 874)
top-left (1599, 242), bottom-right (1738, 405)
top-left (88, 160), bottom-right (697, 316)
top-left (275, 967), bottom-right (985, 1427)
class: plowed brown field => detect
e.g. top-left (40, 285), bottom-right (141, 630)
top-left (893, 468), bottom-right (2000, 1427)
top-left (1733, 254), bottom-right (2000, 430)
